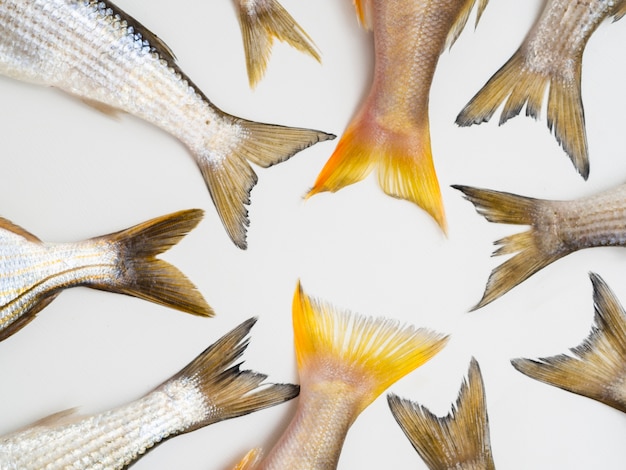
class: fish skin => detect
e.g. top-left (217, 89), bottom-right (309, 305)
top-left (0, 209), bottom-right (212, 341)
top-left (513, 273), bottom-right (626, 413)
top-left (307, 0), bottom-right (489, 232)
top-left (456, 0), bottom-right (626, 179)
top-left (234, 0), bottom-right (321, 88)
top-left (453, 183), bottom-right (626, 309)
top-left (236, 282), bottom-right (449, 470)
top-left (0, 0), bottom-right (334, 249)
top-left (388, 358), bottom-right (495, 470)
top-left (0, 318), bottom-right (300, 469)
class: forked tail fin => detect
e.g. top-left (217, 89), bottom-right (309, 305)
top-left (388, 358), bottom-right (495, 470)
top-left (163, 317), bottom-right (300, 433)
top-left (94, 209), bottom-right (213, 316)
top-left (456, 48), bottom-right (588, 178)
top-left (453, 185), bottom-right (569, 310)
top-left (293, 282), bottom-right (449, 414)
top-left (235, 0), bottom-right (321, 88)
top-left (200, 120), bottom-right (334, 249)
top-left (512, 273), bottom-right (626, 413)
top-left (307, 115), bottom-right (446, 232)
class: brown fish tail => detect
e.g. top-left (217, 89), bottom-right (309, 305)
top-left (235, 0), bottom-right (321, 88)
top-left (453, 185), bottom-right (567, 309)
top-left (613, 1), bottom-right (626, 21)
top-left (512, 273), bottom-right (626, 413)
top-left (97, 209), bottom-right (213, 316)
top-left (445, 0), bottom-right (491, 50)
top-left (201, 119), bottom-right (334, 249)
top-left (388, 358), bottom-right (495, 470)
top-left (166, 318), bottom-right (300, 433)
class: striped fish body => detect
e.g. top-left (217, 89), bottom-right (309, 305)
top-left (0, 0), bottom-right (334, 248)
top-left (0, 210), bottom-right (212, 342)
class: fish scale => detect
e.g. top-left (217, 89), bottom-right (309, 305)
top-left (0, 0), bottom-right (334, 248)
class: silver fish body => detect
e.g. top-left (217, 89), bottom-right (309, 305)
top-left (0, 210), bottom-right (212, 341)
top-left (0, 318), bottom-right (299, 469)
top-left (0, 0), bottom-right (333, 248)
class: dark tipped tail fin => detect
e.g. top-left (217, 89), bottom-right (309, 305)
top-left (166, 318), bottom-right (299, 432)
top-left (388, 358), bottom-right (495, 470)
top-left (200, 120), bottom-right (334, 249)
top-left (456, 47), bottom-right (588, 179)
top-left (235, 0), bottom-right (321, 88)
top-left (512, 273), bottom-right (626, 413)
top-left (453, 185), bottom-right (569, 309)
top-left (97, 209), bottom-right (213, 317)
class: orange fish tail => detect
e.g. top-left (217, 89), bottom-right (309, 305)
top-left (309, 116), bottom-right (446, 232)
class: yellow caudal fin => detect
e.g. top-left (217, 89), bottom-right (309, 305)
top-left (456, 48), bottom-right (588, 179)
top-left (307, 115), bottom-right (446, 232)
top-left (233, 448), bottom-right (263, 470)
top-left (453, 185), bottom-right (569, 310)
top-left (235, 0), bottom-right (321, 88)
top-left (293, 282), bottom-right (449, 414)
top-left (388, 358), bottom-right (495, 470)
top-left (513, 273), bottom-right (626, 413)
top-left (200, 120), bottom-right (334, 249)
top-left (95, 209), bottom-right (213, 317)
top-left (445, 0), bottom-right (490, 50)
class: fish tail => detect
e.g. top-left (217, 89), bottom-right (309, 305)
top-left (512, 273), bottom-right (626, 413)
top-left (200, 120), bottom-right (334, 249)
top-left (307, 115), bottom-right (447, 232)
top-left (165, 318), bottom-right (300, 432)
top-left (388, 358), bottom-right (495, 470)
top-left (457, 47), bottom-right (588, 178)
top-left (293, 282), bottom-right (448, 414)
top-left (614, 2), bottom-right (626, 21)
top-left (99, 209), bottom-right (213, 316)
top-left (453, 185), bottom-right (566, 309)
top-left (233, 448), bottom-right (263, 470)
top-left (445, 0), bottom-right (490, 50)
top-left (236, 0), bottom-right (321, 88)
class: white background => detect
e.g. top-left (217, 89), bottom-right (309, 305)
top-left (1, 1), bottom-right (626, 468)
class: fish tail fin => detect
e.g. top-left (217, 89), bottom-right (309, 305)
top-left (512, 273), bottom-right (626, 413)
top-left (453, 185), bottom-right (566, 309)
top-left (200, 120), bottom-right (334, 249)
top-left (457, 47), bottom-right (588, 178)
top-left (100, 209), bottom-right (213, 316)
top-left (445, 0), bottom-right (490, 50)
top-left (388, 358), bottom-right (495, 470)
top-left (293, 282), bottom-right (448, 414)
top-left (164, 318), bottom-right (300, 433)
top-left (236, 0), bottom-right (321, 88)
top-left (233, 448), bottom-right (263, 470)
top-left (307, 115), bottom-right (447, 232)
top-left (614, 2), bottom-right (626, 21)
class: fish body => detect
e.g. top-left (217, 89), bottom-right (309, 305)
top-left (234, 0), bottom-right (321, 87)
top-left (0, 209), bottom-right (211, 341)
top-left (457, 0), bottom-right (626, 178)
top-left (308, 0), bottom-right (489, 231)
top-left (454, 183), bottom-right (626, 309)
top-left (513, 273), bottom-right (626, 413)
top-left (388, 358), bottom-right (495, 470)
top-left (236, 282), bottom-right (449, 469)
top-left (0, 318), bottom-right (299, 469)
top-left (0, 0), bottom-right (334, 248)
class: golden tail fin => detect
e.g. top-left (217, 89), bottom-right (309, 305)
top-left (307, 114), bottom-right (446, 232)
top-left (166, 318), bottom-right (300, 433)
top-left (388, 358), bottom-right (495, 470)
top-left (233, 448), bottom-right (263, 470)
top-left (235, 0), bottom-right (321, 88)
top-left (445, 0), bottom-right (490, 50)
top-left (200, 120), bottom-right (334, 249)
top-left (453, 185), bottom-right (569, 310)
top-left (456, 47), bottom-right (588, 178)
top-left (93, 209), bottom-right (213, 316)
top-left (293, 282), bottom-right (449, 414)
top-left (512, 273), bottom-right (626, 413)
